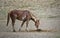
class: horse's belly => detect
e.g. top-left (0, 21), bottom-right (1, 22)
top-left (17, 15), bottom-right (26, 21)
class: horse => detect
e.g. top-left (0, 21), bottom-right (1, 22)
top-left (6, 9), bottom-right (40, 32)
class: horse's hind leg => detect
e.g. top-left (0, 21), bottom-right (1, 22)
top-left (11, 17), bottom-right (16, 32)
top-left (19, 20), bottom-right (26, 31)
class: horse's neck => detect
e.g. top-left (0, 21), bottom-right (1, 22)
top-left (32, 16), bottom-right (37, 21)
top-left (31, 14), bottom-right (37, 22)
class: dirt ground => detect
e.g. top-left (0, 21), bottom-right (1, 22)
top-left (0, 32), bottom-right (60, 38)
top-left (0, 18), bottom-right (60, 38)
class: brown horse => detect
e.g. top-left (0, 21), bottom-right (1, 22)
top-left (6, 9), bottom-right (40, 32)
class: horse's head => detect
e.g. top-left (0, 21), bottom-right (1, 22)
top-left (31, 13), bottom-right (40, 29)
top-left (35, 19), bottom-right (40, 29)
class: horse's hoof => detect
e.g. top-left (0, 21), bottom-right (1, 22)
top-left (26, 30), bottom-right (29, 32)
top-left (19, 29), bottom-right (21, 31)
top-left (13, 30), bottom-right (16, 32)
top-left (25, 29), bottom-right (29, 32)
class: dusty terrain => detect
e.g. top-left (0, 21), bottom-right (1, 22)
top-left (0, 0), bottom-right (60, 38)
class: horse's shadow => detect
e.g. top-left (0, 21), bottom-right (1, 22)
top-left (19, 29), bottom-right (56, 32)
top-left (17, 29), bottom-right (41, 32)
top-left (6, 29), bottom-right (56, 32)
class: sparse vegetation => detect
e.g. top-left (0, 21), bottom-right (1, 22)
top-left (0, 0), bottom-right (60, 20)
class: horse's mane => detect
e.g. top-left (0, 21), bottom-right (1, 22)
top-left (30, 12), bottom-right (38, 21)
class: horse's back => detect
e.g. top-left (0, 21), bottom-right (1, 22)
top-left (9, 9), bottom-right (31, 20)
top-left (10, 10), bottom-right (30, 15)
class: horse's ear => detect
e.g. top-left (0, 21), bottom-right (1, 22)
top-left (37, 18), bottom-right (40, 21)
top-left (38, 20), bottom-right (39, 21)
top-left (38, 20), bottom-right (39, 22)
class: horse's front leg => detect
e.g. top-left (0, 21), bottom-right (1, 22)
top-left (26, 19), bottom-right (29, 32)
top-left (11, 18), bottom-right (16, 32)
top-left (19, 20), bottom-right (26, 31)
top-left (11, 15), bottom-right (16, 32)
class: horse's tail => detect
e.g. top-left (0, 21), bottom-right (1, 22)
top-left (6, 13), bottom-right (10, 26)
